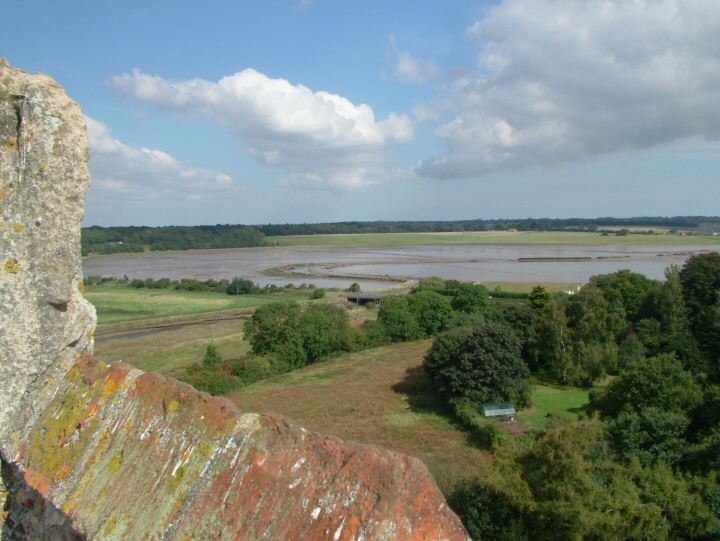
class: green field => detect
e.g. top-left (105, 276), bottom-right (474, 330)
top-left (94, 319), bottom-right (250, 375)
top-left (517, 384), bottom-right (591, 429)
top-left (86, 284), bottom-right (317, 332)
top-left (269, 230), bottom-right (720, 248)
top-left (482, 281), bottom-right (580, 293)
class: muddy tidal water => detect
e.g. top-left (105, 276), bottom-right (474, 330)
top-left (84, 244), bottom-right (717, 291)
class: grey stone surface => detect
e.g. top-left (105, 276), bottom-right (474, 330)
top-left (0, 58), bottom-right (95, 448)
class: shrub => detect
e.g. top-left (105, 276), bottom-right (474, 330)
top-left (227, 277), bottom-right (259, 295)
top-left (202, 343), bottom-right (221, 367)
top-left (310, 288), bottom-right (326, 299)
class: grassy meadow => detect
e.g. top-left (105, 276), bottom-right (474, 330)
top-left (229, 340), bottom-right (489, 492)
top-left (94, 319), bottom-right (250, 375)
top-left (517, 384), bottom-right (591, 429)
top-left (85, 283), bottom-right (320, 332)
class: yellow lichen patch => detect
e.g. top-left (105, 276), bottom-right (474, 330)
top-left (0, 187), bottom-right (6, 200)
top-left (66, 363), bottom-right (83, 382)
top-left (10, 222), bottom-right (24, 233)
top-left (103, 516), bottom-right (118, 536)
top-left (56, 463), bottom-right (72, 479)
top-left (4, 136), bottom-right (16, 150)
top-left (169, 488), bottom-right (189, 517)
top-left (198, 441), bottom-right (215, 460)
top-left (39, 162), bottom-right (48, 171)
top-left (78, 280), bottom-right (86, 295)
top-left (108, 451), bottom-right (123, 474)
top-left (166, 465), bottom-right (186, 494)
top-left (167, 399), bottom-right (180, 413)
top-left (4, 258), bottom-right (20, 273)
top-left (103, 378), bottom-right (118, 398)
top-left (28, 382), bottom-right (103, 481)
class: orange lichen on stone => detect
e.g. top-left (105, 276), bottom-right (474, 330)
top-left (7, 356), bottom-right (469, 539)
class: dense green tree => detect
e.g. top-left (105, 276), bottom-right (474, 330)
top-left (347, 282), bottom-right (361, 293)
top-left (423, 327), bottom-right (474, 394)
top-left (527, 285), bottom-right (552, 313)
top-left (617, 335), bottom-right (646, 369)
top-left (596, 354), bottom-right (703, 418)
top-left (297, 304), bottom-right (349, 363)
top-left (567, 284), bottom-right (625, 344)
top-left (591, 269), bottom-right (656, 322)
top-left (635, 317), bottom-right (663, 354)
top-left (531, 298), bottom-right (573, 382)
top-left (474, 417), bottom-right (720, 540)
top-left (244, 302), bottom-right (303, 356)
top-left (377, 295), bottom-right (423, 342)
top-left (492, 303), bottom-right (538, 366)
top-left (407, 290), bottom-right (454, 336)
top-left (449, 481), bottom-right (527, 541)
top-left (425, 323), bottom-right (530, 408)
top-left (450, 283), bottom-right (490, 314)
top-left (609, 407), bottom-right (690, 466)
top-left (680, 253), bottom-right (720, 373)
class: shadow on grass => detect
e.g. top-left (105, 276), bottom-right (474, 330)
top-left (391, 366), bottom-right (495, 450)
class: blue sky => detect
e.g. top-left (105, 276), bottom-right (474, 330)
top-left (2, 0), bottom-right (719, 226)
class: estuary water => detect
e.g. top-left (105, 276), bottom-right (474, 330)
top-left (83, 243), bottom-right (717, 291)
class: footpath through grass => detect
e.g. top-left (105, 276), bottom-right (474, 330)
top-left (270, 230), bottom-right (720, 248)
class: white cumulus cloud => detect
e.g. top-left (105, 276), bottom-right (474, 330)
top-left (418, 0), bottom-right (720, 178)
top-left (86, 116), bottom-right (237, 203)
top-left (394, 51), bottom-right (439, 84)
top-left (109, 69), bottom-right (414, 189)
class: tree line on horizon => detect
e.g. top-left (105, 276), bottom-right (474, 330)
top-left (81, 216), bottom-right (720, 255)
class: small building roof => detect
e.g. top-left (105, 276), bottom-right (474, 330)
top-left (346, 293), bottom-right (384, 302)
top-left (482, 403), bottom-right (516, 417)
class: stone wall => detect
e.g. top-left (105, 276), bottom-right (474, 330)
top-left (0, 60), bottom-right (468, 540)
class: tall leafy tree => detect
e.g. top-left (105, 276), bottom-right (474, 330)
top-left (527, 285), bottom-right (552, 313)
top-left (680, 253), bottom-right (720, 375)
top-left (425, 322), bottom-right (530, 408)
